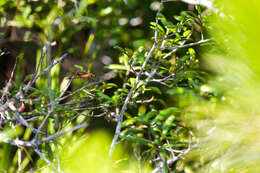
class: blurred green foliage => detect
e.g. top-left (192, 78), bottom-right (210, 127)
top-left (181, 0), bottom-right (260, 172)
top-left (59, 130), bottom-right (152, 173)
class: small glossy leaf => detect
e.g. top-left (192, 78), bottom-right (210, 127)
top-left (183, 30), bottom-right (191, 37)
top-left (144, 110), bottom-right (157, 121)
top-left (106, 64), bottom-right (127, 70)
top-left (74, 64), bottom-right (84, 72)
top-left (120, 135), bottom-right (154, 147)
top-left (167, 88), bottom-right (184, 95)
top-left (149, 87), bottom-right (162, 95)
top-left (195, 5), bottom-right (201, 14)
top-left (60, 76), bottom-right (71, 92)
top-left (122, 118), bottom-right (136, 127)
top-left (138, 105), bottom-right (146, 116)
top-left (45, 143), bottom-right (53, 159)
top-left (176, 127), bottom-right (186, 136)
top-left (152, 107), bottom-right (180, 124)
top-left (24, 74), bottom-right (33, 82)
top-left (188, 48), bottom-right (196, 57)
top-left (162, 115), bottom-right (175, 138)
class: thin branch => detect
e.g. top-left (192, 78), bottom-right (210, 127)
top-left (34, 104), bottom-right (55, 140)
top-left (26, 45), bottom-right (47, 93)
top-left (109, 44), bottom-right (156, 158)
top-left (57, 80), bottom-right (103, 102)
top-left (34, 148), bottom-right (57, 171)
top-left (154, 1), bottom-right (164, 43)
top-left (18, 148), bottom-right (22, 173)
top-left (7, 101), bottom-right (45, 134)
top-left (39, 123), bottom-right (88, 144)
top-left (151, 136), bottom-right (210, 173)
top-left (23, 53), bottom-right (68, 92)
top-left (0, 137), bottom-right (34, 147)
top-left (16, 116), bottom-right (42, 126)
top-left (0, 124), bottom-right (88, 147)
top-left (157, 38), bottom-right (212, 50)
top-left (109, 0), bottom-right (163, 157)
top-left (73, 0), bottom-right (78, 11)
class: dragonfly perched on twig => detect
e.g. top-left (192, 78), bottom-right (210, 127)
top-left (74, 72), bottom-right (96, 80)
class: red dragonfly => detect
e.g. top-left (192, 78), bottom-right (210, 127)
top-left (75, 72), bottom-right (96, 79)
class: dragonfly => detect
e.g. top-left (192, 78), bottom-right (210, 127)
top-left (75, 72), bottom-right (96, 80)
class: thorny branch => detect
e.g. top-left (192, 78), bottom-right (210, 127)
top-left (108, 0), bottom-right (212, 158)
top-left (0, 123), bottom-right (88, 147)
top-left (157, 38), bottom-right (212, 50)
top-left (0, 49), bottom-right (105, 171)
top-left (108, 0), bottom-right (164, 158)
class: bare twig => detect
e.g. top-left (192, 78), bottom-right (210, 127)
top-left (23, 53), bottom-right (68, 92)
top-left (34, 148), bottom-right (57, 171)
top-left (108, 0), bottom-right (164, 157)
top-left (18, 148), bottom-right (22, 173)
top-left (0, 46), bottom-right (101, 172)
top-left (0, 123), bottom-right (88, 147)
top-left (163, 0), bottom-right (215, 10)
top-left (0, 137), bottom-right (34, 147)
top-left (157, 38), bottom-right (212, 50)
top-left (73, 0), bottom-right (78, 11)
top-left (109, 43), bottom-right (156, 157)
top-left (26, 45), bottom-right (47, 93)
top-left (39, 123), bottom-right (88, 144)
top-left (154, 1), bottom-right (164, 43)
top-left (57, 80), bottom-right (103, 102)
top-left (8, 102), bottom-right (45, 135)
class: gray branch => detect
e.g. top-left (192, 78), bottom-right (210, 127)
top-left (157, 39), bottom-right (212, 50)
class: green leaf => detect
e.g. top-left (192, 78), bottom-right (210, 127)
top-left (121, 129), bottom-right (144, 136)
top-left (120, 135), bottom-right (154, 147)
top-left (117, 88), bottom-right (129, 93)
top-left (76, 0), bottom-right (88, 18)
top-left (45, 143), bottom-right (53, 159)
top-left (74, 64), bottom-right (85, 72)
top-left (188, 48), bottom-right (196, 57)
top-left (60, 76), bottom-right (71, 92)
top-left (100, 83), bottom-right (118, 90)
top-left (96, 91), bottom-right (111, 101)
top-left (138, 105), bottom-right (146, 116)
top-left (144, 110), bottom-right (157, 121)
top-left (150, 22), bottom-right (165, 33)
top-left (148, 87), bottom-right (162, 95)
top-left (183, 30), bottom-right (191, 37)
top-left (106, 64), bottom-right (127, 70)
top-left (152, 107), bottom-right (180, 124)
top-left (113, 45), bottom-right (126, 53)
top-left (174, 16), bottom-right (183, 21)
top-left (176, 127), bottom-right (186, 136)
top-left (122, 118), bottom-right (136, 127)
top-left (129, 78), bottom-right (136, 85)
top-left (162, 115), bottom-right (175, 138)
top-left (167, 88), bottom-right (185, 95)
top-left (24, 74), bottom-right (33, 82)
top-left (195, 5), bottom-right (202, 14)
